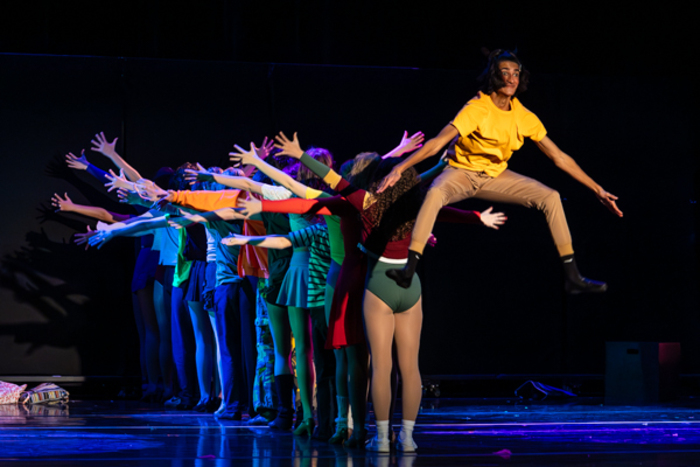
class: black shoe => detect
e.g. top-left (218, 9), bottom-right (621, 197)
top-left (270, 374), bottom-right (295, 430)
top-left (175, 396), bottom-right (195, 410)
top-left (268, 414), bottom-right (294, 430)
top-left (562, 255), bottom-right (607, 295)
top-left (345, 427), bottom-right (368, 449)
top-left (194, 397), bottom-right (221, 413)
top-left (312, 426), bottom-right (333, 442)
top-left (294, 405), bottom-right (304, 430)
top-left (565, 276), bottom-right (608, 294)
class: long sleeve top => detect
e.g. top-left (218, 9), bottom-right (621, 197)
top-left (260, 181), bottom-right (481, 260)
top-left (167, 189), bottom-right (268, 278)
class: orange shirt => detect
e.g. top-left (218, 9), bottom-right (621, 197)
top-left (169, 189), bottom-right (269, 278)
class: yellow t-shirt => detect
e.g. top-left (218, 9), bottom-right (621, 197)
top-left (450, 91), bottom-right (547, 177)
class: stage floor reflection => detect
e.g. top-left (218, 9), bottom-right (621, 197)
top-left (3, 397), bottom-right (700, 466)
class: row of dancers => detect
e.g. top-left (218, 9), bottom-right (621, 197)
top-left (51, 49), bottom-right (622, 453)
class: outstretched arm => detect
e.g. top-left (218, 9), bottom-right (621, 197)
top-left (155, 189), bottom-right (244, 213)
top-left (381, 131), bottom-right (425, 159)
top-left (185, 163), bottom-right (266, 195)
top-left (377, 124), bottom-right (459, 193)
top-left (230, 140), bottom-right (310, 198)
top-left (535, 136), bottom-right (623, 217)
top-left (90, 131), bottom-right (142, 182)
top-left (74, 225), bottom-right (97, 250)
top-left (51, 193), bottom-right (130, 223)
top-left (417, 145), bottom-right (452, 183)
top-left (221, 233), bottom-right (292, 250)
top-left (65, 149), bottom-right (118, 184)
top-left (273, 131), bottom-right (344, 192)
top-left (436, 206), bottom-right (506, 229)
top-left (239, 195), bottom-right (357, 218)
top-left (89, 215), bottom-right (169, 248)
top-left (105, 169), bottom-right (137, 193)
top-left (167, 207), bottom-right (246, 229)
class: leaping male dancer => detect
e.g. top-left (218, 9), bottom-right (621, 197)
top-left (378, 49), bottom-right (623, 293)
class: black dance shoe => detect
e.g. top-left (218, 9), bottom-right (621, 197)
top-left (562, 255), bottom-right (607, 294)
top-left (565, 275), bottom-right (608, 294)
top-left (268, 414), bottom-right (294, 430)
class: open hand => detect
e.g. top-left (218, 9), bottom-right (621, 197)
top-left (90, 132), bottom-right (119, 158)
top-left (238, 197), bottom-right (262, 217)
top-left (597, 190), bottom-right (623, 217)
top-left (74, 225), bottom-right (97, 250)
top-left (136, 178), bottom-right (167, 202)
top-left (398, 131), bottom-right (424, 154)
top-left (65, 150), bottom-right (89, 170)
top-left (376, 167), bottom-right (403, 193)
top-left (117, 188), bottom-right (142, 205)
top-left (256, 136), bottom-right (275, 160)
top-left (185, 163), bottom-right (215, 185)
top-left (88, 230), bottom-right (114, 249)
top-left (167, 212), bottom-right (194, 230)
top-left (105, 168), bottom-right (132, 192)
top-left (229, 143), bottom-right (260, 167)
top-left (51, 192), bottom-right (75, 212)
top-left (480, 207), bottom-right (507, 230)
top-left (221, 233), bottom-right (249, 247)
top-left (273, 131), bottom-right (303, 159)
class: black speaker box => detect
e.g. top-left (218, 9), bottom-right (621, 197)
top-left (605, 342), bottom-right (680, 405)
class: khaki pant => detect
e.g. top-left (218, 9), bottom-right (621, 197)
top-left (410, 166), bottom-right (574, 256)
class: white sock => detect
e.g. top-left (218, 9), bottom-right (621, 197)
top-left (399, 419), bottom-right (415, 444)
top-left (376, 420), bottom-right (390, 441)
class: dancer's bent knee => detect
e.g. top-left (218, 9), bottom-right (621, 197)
top-left (409, 188), bottom-right (449, 254)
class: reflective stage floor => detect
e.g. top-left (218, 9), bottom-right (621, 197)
top-left (3, 398), bottom-right (700, 466)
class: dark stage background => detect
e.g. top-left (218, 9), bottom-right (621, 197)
top-left (0, 2), bottom-right (696, 381)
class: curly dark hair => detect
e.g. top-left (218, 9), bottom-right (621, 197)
top-left (365, 159), bottom-right (422, 242)
top-left (478, 49), bottom-right (529, 96)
